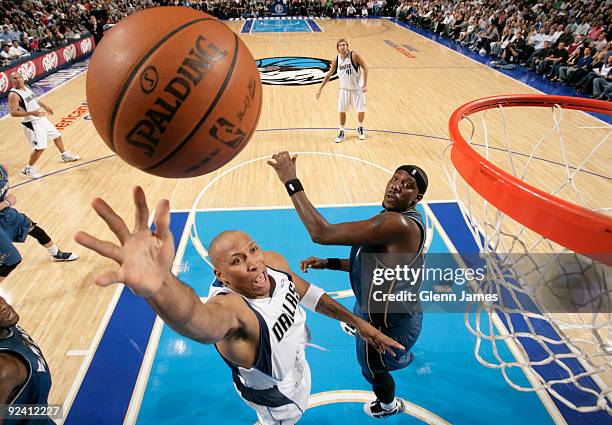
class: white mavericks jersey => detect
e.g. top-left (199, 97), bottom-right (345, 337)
top-left (10, 86), bottom-right (41, 122)
top-left (209, 266), bottom-right (309, 407)
top-left (337, 51), bottom-right (362, 90)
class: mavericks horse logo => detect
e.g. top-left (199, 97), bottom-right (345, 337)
top-left (256, 57), bottom-right (338, 86)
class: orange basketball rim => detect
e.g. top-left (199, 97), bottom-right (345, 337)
top-left (448, 94), bottom-right (612, 266)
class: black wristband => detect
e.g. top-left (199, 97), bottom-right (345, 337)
top-left (285, 179), bottom-right (304, 196)
top-left (326, 258), bottom-right (342, 270)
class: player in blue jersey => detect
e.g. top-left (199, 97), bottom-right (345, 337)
top-left (268, 151), bottom-right (427, 419)
top-left (0, 165), bottom-right (78, 284)
top-left (0, 296), bottom-right (54, 424)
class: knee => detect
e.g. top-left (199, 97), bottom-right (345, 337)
top-left (0, 260), bottom-right (21, 277)
top-left (29, 225), bottom-right (52, 245)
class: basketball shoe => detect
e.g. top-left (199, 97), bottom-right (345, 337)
top-left (22, 166), bottom-right (42, 179)
top-left (61, 152), bottom-right (80, 162)
top-left (364, 398), bottom-right (406, 419)
top-left (335, 130), bottom-right (345, 143)
top-left (357, 126), bottom-right (365, 140)
top-left (51, 251), bottom-right (79, 262)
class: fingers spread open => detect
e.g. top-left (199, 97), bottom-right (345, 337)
top-left (153, 198), bottom-right (171, 241)
top-left (94, 269), bottom-right (125, 287)
top-left (133, 186), bottom-right (150, 232)
top-left (74, 230), bottom-right (124, 263)
top-left (383, 335), bottom-right (405, 353)
top-left (91, 197), bottom-right (130, 244)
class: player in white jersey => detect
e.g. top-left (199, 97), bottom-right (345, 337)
top-left (75, 186), bottom-right (403, 425)
top-left (8, 71), bottom-right (80, 180)
top-left (317, 39), bottom-right (369, 143)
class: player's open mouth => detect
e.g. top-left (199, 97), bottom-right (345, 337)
top-left (253, 271), bottom-right (267, 288)
top-left (386, 193), bottom-right (398, 201)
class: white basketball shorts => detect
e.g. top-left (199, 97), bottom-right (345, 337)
top-left (338, 88), bottom-right (366, 113)
top-left (21, 118), bottom-right (61, 150)
top-left (241, 349), bottom-right (311, 425)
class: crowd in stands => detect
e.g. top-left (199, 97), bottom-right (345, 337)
top-left (0, 0), bottom-right (107, 67)
top-left (396, 0), bottom-right (611, 99)
top-left (0, 0), bottom-right (609, 99)
top-left (0, 0), bottom-right (396, 68)
top-left (136, 1), bottom-right (394, 20)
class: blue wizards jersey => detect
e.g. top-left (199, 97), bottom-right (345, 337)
top-left (349, 209), bottom-right (425, 329)
top-left (0, 325), bottom-right (53, 424)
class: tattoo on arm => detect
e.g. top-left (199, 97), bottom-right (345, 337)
top-left (315, 294), bottom-right (358, 325)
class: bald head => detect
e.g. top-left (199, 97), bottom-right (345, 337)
top-left (209, 230), bottom-right (252, 267)
top-left (209, 230), bottom-right (270, 297)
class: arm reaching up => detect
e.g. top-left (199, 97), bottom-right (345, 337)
top-left (74, 186), bottom-right (242, 345)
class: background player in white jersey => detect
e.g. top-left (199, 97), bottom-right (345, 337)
top-left (317, 39), bottom-right (369, 143)
top-left (74, 186), bottom-right (403, 425)
top-left (8, 71), bottom-right (79, 179)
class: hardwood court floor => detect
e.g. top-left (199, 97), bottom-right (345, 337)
top-left (0, 18), bottom-right (608, 411)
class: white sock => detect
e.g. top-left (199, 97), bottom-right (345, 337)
top-left (380, 399), bottom-right (397, 411)
top-left (340, 126), bottom-right (345, 131)
top-left (47, 245), bottom-right (59, 255)
top-left (358, 122), bottom-right (364, 128)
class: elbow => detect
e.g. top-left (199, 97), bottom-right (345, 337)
top-left (310, 233), bottom-right (326, 244)
top-left (310, 226), bottom-right (332, 245)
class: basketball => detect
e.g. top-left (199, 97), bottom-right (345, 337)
top-left (85, 7), bottom-right (262, 178)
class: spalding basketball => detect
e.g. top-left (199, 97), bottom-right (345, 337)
top-left (86, 7), bottom-right (262, 178)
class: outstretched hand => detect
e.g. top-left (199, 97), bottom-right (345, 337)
top-left (74, 186), bottom-right (175, 297)
top-left (357, 321), bottom-right (405, 357)
top-left (267, 151), bottom-right (298, 184)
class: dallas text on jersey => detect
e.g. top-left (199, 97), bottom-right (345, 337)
top-left (271, 281), bottom-right (300, 343)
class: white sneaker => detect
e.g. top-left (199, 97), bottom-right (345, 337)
top-left (22, 166), bottom-right (42, 179)
top-left (51, 251), bottom-right (79, 262)
top-left (357, 126), bottom-right (366, 140)
top-left (60, 152), bottom-right (80, 162)
top-left (334, 130), bottom-right (345, 143)
top-left (364, 398), bottom-right (406, 419)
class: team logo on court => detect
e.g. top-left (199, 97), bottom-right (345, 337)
top-left (63, 45), bottom-right (77, 62)
top-left (256, 57), bottom-right (338, 86)
top-left (0, 72), bottom-right (8, 92)
top-left (42, 52), bottom-right (59, 72)
top-left (80, 38), bottom-right (93, 54)
top-left (18, 61), bottom-right (36, 80)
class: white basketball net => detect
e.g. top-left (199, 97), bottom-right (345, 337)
top-left (444, 101), bottom-right (611, 414)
